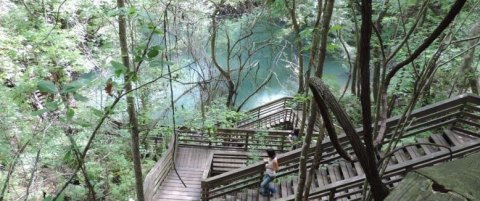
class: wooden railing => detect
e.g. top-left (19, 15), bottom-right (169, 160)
top-left (177, 128), bottom-right (314, 152)
top-left (200, 94), bottom-right (480, 200)
top-left (283, 134), bottom-right (480, 201)
top-left (209, 152), bottom-right (270, 176)
top-left (143, 135), bottom-right (176, 201)
top-left (236, 97), bottom-right (296, 127)
top-left (237, 108), bottom-right (298, 129)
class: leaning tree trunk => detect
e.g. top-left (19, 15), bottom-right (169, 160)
top-left (117, 0), bottom-right (145, 200)
top-left (309, 78), bottom-right (388, 201)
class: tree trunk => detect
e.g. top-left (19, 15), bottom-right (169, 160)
top-left (295, 1), bottom-right (334, 200)
top-left (286, 0), bottom-right (305, 93)
top-left (210, 6), bottom-right (236, 108)
top-left (459, 21), bottom-right (480, 94)
top-left (117, 0), bottom-right (145, 200)
top-left (358, 0), bottom-right (389, 200)
top-left (302, 112), bottom-right (326, 200)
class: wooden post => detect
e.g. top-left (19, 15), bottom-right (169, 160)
top-left (201, 186), bottom-right (209, 201)
top-left (450, 98), bottom-right (467, 129)
top-left (245, 131), bottom-right (249, 151)
top-left (280, 132), bottom-right (285, 152)
top-left (208, 129), bottom-right (212, 149)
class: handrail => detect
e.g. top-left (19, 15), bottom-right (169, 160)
top-left (200, 94), bottom-right (480, 200)
top-left (177, 128), bottom-right (309, 152)
top-left (237, 97), bottom-right (295, 126)
top-left (243, 97), bottom-right (294, 115)
top-left (237, 108), bottom-right (298, 129)
top-left (143, 135), bottom-right (175, 201)
top-left (202, 152), bottom-right (215, 179)
top-left (281, 135), bottom-right (480, 201)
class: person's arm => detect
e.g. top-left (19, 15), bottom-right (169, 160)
top-left (273, 158), bottom-right (279, 171)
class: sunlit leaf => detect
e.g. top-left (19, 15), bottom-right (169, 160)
top-left (330, 24), bottom-right (342, 32)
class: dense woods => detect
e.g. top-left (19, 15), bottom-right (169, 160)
top-left (0, 0), bottom-right (479, 200)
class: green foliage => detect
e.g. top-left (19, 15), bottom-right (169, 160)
top-left (0, 0), bottom-right (478, 200)
top-left (37, 80), bottom-right (58, 94)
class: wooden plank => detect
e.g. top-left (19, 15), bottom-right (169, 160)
top-left (353, 162), bottom-right (364, 176)
top-left (158, 185), bottom-right (202, 192)
top-left (158, 189), bottom-right (202, 197)
top-left (443, 129), bottom-right (463, 146)
top-left (157, 193), bottom-right (200, 200)
top-left (339, 161), bottom-right (359, 200)
top-left (274, 183), bottom-right (281, 199)
top-left (314, 169), bottom-right (324, 187)
top-left (327, 165), bottom-right (345, 201)
top-left (393, 151), bottom-right (406, 163)
top-left (430, 134), bottom-right (450, 147)
top-left (405, 146), bottom-right (421, 158)
top-left (281, 180), bottom-right (289, 198)
top-left (319, 168), bottom-right (330, 186)
top-left (239, 192), bottom-right (247, 201)
top-left (416, 138), bottom-right (437, 154)
top-left (247, 189), bottom-right (254, 201)
top-left (292, 176), bottom-right (298, 194)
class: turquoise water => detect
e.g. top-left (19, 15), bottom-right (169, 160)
top-left (173, 18), bottom-right (348, 111)
top-left (219, 19), bottom-right (348, 110)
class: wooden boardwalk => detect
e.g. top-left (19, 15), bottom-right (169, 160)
top-left (206, 129), bottom-right (480, 201)
top-left (144, 94), bottom-right (480, 201)
top-left (153, 147), bottom-right (213, 201)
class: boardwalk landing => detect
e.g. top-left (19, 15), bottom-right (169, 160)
top-left (153, 147), bottom-right (213, 201)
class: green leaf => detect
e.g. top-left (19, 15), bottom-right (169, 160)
top-left (129, 6), bottom-right (136, 15)
top-left (37, 80), bottom-right (58, 94)
top-left (330, 24), bottom-right (342, 32)
top-left (134, 55), bottom-right (144, 63)
top-left (67, 108), bottom-right (74, 120)
top-left (79, 72), bottom-right (97, 82)
top-left (73, 93), bottom-right (89, 102)
top-left (43, 196), bottom-right (53, 201)
top-left (31, 109), bottom-right (49, 116)
top-left (149, 60), bottom-right (163, 68)
top-left (147, 48), bottom-right (159, 58)
top-left (45, 101), bottom-right (60, 111)
top-left (63, 148), bottom-right (73, 163)
top-left (62, 81), bottom-right (82, 93)
top-left (327, 43), bottom-right (338, 53)
top-left (57, 194), bottom-right (65, 201)
top-left (90, 107), bottom-right (104, 117)
top-left (161, 60), bottom-right (175, 66)
top-left (111, 61), bottom-right (127, 77)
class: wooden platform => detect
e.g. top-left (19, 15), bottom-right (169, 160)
top-left (153, 147), bottom-right (213, 201)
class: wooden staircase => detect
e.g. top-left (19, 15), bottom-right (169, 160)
top-left (236, 97), bottom-right (321, 131)
top-left (143, 94), bottom-right (480, 201)
top-left (207, 129), bottom-right (478, 201)
top-left (200, 94), bottom-right (480, 201)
